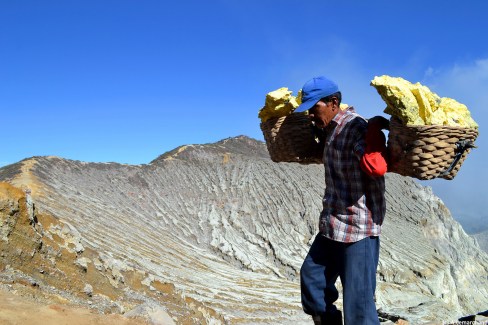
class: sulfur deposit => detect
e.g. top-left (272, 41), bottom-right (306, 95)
top-left (370, 75), bottom-right (478, 128)
top-left (258, 87), bottom-right (348, 123)
top-left (258, 87), bottom-right (302, 123)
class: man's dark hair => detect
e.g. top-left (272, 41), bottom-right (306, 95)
top-left (320, 91), bottom-right (342, 105)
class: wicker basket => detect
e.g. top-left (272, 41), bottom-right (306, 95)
top-left (260, 112), bottom-right (324, 164)
top-left (387, 117), bottom-right (478, 180)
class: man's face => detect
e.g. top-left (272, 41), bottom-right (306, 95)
top-left (308, 99), bottom-right (338, 128)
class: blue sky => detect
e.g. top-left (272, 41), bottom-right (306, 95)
top-left (1, 1), bottom-right (487, 231)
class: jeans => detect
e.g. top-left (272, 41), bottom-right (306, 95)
top-left (300, 234), bottom-right (380, 325)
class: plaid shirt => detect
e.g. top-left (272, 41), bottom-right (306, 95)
top-left (319, 107), bottom-right (386, 243)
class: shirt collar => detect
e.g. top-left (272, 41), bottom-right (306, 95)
top-left (333, 106), bottom-right (355, 124)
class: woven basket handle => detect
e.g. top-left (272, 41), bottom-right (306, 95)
top-left (438, 140), bottom-right (477, 177)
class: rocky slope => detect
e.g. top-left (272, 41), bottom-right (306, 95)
top-left (1, 135), bottom-right (487, 324)
top-left (474, 231), bottom-right (488, 254)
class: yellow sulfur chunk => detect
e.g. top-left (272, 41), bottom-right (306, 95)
top-left (296, 89), bottom-right (302, 105)
top-left (410, 87), bottom-right (431, 123)
top-left (370, 76), bottom-right (424, 125)
top-left (410, 84), bottom-right (442, 125)
top-left (440, 98), bottom-right (478, 128)
top-left (258, 87), bottom-right (301, 122)
top-left (370, 75), bottom-right (478, 128)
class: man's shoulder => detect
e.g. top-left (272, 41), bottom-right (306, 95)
top-left (342, 108), bottom-right (367, 127)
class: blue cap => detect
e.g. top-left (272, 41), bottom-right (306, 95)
top-left (295, 76), bottom-right (339, 112)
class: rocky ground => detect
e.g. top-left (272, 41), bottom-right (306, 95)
top-left (1, 135), bottom-right (487, 324)
top-left (0, 285), bottom-right (150, 325)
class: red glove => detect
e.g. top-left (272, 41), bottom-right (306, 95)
top-left (360, 116), bottom-right (389, 177)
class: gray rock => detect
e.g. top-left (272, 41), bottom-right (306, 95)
top-left (83, 283), bottom-right (93, 297)
top-left (124, 302), bottom-right (175, 325)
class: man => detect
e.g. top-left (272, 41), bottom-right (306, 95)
top-left (296, 76), bottom-right (389, 325)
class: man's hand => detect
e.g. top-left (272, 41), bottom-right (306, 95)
top-left (365, 116), bottom-right (388, 153)
top-left (360, 116), bottom-right (389, 177)
top-left (367, 116), bottom-right (390, 131)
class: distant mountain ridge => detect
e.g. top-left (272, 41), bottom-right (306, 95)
top-left (1, 135), bottom-right (487, 324)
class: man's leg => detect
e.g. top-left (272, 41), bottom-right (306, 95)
top-left (300, 235), bottom-right (341, 323)
top-left (341, 236), bottom-right (380, 325)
